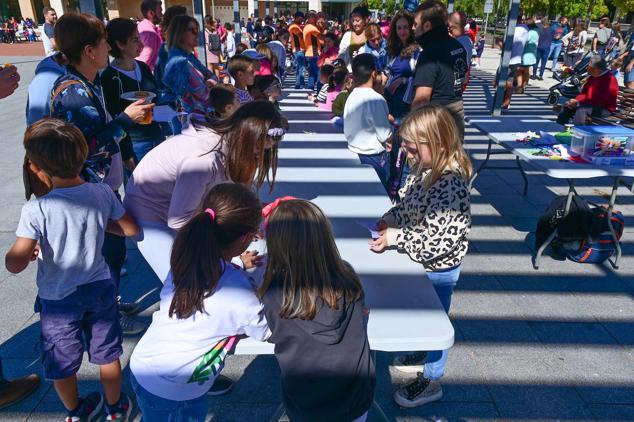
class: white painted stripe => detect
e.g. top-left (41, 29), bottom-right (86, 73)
top-left (278, 148), bottom-right (357, 159)
top-left (272, 167), bottom-right (380, 182)
top-left (283, 133), bottom-right (346, 141)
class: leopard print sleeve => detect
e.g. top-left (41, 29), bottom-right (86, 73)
top-left (388, 172), bottom-right (471, 270)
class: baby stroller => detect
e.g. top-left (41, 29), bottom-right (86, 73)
top-left (547, 52), bottom-right (593, 105)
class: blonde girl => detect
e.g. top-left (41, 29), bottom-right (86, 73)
top-left (259, 199), bottom-right (375, 422)
top-left (370, 105), bottom-right (472, 409)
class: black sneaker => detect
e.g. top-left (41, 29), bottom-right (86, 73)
top-left (117, 296), bottom-right (140, 316)
top-left (393, 373), bottom-right (443, 408)
top-left (104, 393), bottom-right (133, 421)
top-left (65, 392), bottom-right (103, 422)
top-left (207, 375), bottom-right (234, 396)
top-left (392, 351), bottom-right (427, 374)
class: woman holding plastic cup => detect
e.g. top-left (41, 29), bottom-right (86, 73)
top-left (101, 18), bottom-right (165, 166)
top-left (50, 13), bottom-right (153, 335)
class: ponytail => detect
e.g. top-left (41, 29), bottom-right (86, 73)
top-left (168, 183), bottom-right (263, 319)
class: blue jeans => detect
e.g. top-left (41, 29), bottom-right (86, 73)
top-left (533, 47), bottom-right (550, 77)
top-left (305, 56), bottom-right (319, 91)
top-left (131, 373), bottom-right (208, 422)
top-left (548, 42), bottom-right (562, 71)
top-left (424, 265), bottom-right (461, 381)
top-left (133, 140), bottom-right (163, 164)
top-left (358, 151), bottom-right (390, 190)
top-left (294, 51), bottom-right (305, 89)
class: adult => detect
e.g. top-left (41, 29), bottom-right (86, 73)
top-left (153, 5), bottom-right (187, 95)
top-left (520, 18), bottom-right (539, 89)
top-left (268, 29), bottom-right (289, 78)
top-left (592, 17), bottom-right (612, 58)
top-left (41, 6), bottom-right (57, 56)
top-left (50, 13), bottom-right (153, 335)
top-left (136, 0), bottom-right (163, 72)
top-left (204, 16), bottom-right (222, 78)
top-left (101, 18), bottom-right (165, 165)
top-left (385, 11), bottom-right (419, 120)
top-left (123, 101), bottom-right (288, 283)
top-left (618, 34), bottom-right (634, 89)
top-left (449, 12), bottom-right (473, 70)
top-left (500, 16), bottom-right (528, 108)
top-left (0, 67), bottom-right (41, 410)
top-left (607, 22), bottom-right (623, 61)
top-left (411, 1), bottom-right (468, 139)
top-left (163, 15), bottom-right (217, 116)
top-left (303, 12), bottom-right (322, 91)
top-left (561, 22), bottom-right (587, 67)
top-left (533, 19), bottom-right (551, 80)
top-left (548, 16), bottom-right (569, 73)
top-left (26, 53), bottom-right (66, 125)
top-left (288, 12), bottom-right (306, 89)
top-left (339, 6), bottom-right (370, 67)
top-left (467, 20), bottom-right (478, 44)
top-left (556, 55), bottom-right (618, 126)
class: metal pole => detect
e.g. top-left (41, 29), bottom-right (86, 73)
top-left (78, 0), bottom-right (103, 19)
top-left (491, 0), bottom-right (520, 116)
top-left (254, 0), bottom-right (259, 19)
top-left (193, 0), bottom-right (206, 64)
top-left (483, 12), bottom-right (489, 38)
top-left (234, 0), bottom-right (241, 46)
top-left (274, 0), bottom-right (278, 17)
top-left (212, 0), bottom-right (215, 19)
top-left (447, 0), bottom-right (454, 14)
top-left (266, 0), bottom-right (270, 16)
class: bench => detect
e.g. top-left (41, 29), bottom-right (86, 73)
top-left (552, 87), bottom-right (634, 128)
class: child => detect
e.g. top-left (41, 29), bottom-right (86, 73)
top-left (5, 119), bottom-right (139, 421)
top-left (130, 183), bottom-right (270, 420)
top-left (250, 75), bottom-right (282, 107)
top-left (359, 23), bottom-right (388, 72)
top-left (317, 32), bottom-right (340, 67)
top-left (235, 42), bottom-right (249, 55)
top-left (227, 55), bottom-right (256, 104)
top-left (369, 105), bottom-right (472, 408)
top-left (308, 63), bottom-right (334, 103)
top-left (474, 35), bottom-right (485, 69)
top-left (224, 22), bottom-right (236, 58)
top-left (256, 43), bottom-right (278, 76)
top-left (343, 53), bottom-right (392, 188)
top-left (259, 199), bottom-right (375, 422)
top-left (317, 65), bottom-right (347, 111)
top-left (209, 83), bottom-right (240, 120)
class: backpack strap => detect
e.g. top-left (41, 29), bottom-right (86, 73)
top-left (49, 79), bottom-right (94, 115)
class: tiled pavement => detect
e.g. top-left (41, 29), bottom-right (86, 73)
top-left (0, 48), bottom-right (633, 421)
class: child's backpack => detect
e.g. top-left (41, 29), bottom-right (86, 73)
top-left (535, 196), bottom-right (624, 264)
top-left (605, 29), bottom-right (620, 53)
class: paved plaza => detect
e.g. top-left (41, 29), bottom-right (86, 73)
top-left (0, 47), bottom-right (633, 421)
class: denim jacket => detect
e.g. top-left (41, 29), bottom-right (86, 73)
top-left (51, 66), bottom-right (133, 183)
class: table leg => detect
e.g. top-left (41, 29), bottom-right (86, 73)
top-left (468, 137), bottom-right (493, 190)
top-left (534, 179), bottom-right (575, 270)
top-left (515, 156), bottom-right (528, 196)
top-left (606, 177), bottom-right (622, 269)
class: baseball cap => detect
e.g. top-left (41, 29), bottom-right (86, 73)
top-left (241, 49), bottom-right (266, 60)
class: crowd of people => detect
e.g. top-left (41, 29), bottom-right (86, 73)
top-left (0, 16), bottom-right (39, 43)
top-left (21, 1), bottom-right (634, 421)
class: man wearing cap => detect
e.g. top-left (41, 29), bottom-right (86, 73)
top-left (303, 12), bottom-right (323, 91)
top-left (289, 12), bottom-right (306, 89)
top-left (556, 55), bottom-right (618, 125)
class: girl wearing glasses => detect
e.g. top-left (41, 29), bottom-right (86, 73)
top-left (123, 101), bottom-right (288, 284)
top-left (162, 15), bottom-right (218, 116)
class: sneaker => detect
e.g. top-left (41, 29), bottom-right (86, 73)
top-left (119, 313), bottom-right (145, 336)
top-left (393, 374), bottom-right (443, 408)
top-left (537, 76), bottom-right (544, 81)
top-left (0, 373), bottom-right (40, 410)
top-left (104, 393), bottom-right (133, 421)
top-left (117, 296), bottom-right (140, 316)
top-left (392, 351), bottom-right (427, 374)
top-left (65, 392), bottom-right (103, 422)
top-left (207, 375), bottom-right (234, 396)
top-left (530, 75), bottom-right (536, 80)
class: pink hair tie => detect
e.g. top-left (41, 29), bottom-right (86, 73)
top-left (205, 208), bottom-right (216, 221)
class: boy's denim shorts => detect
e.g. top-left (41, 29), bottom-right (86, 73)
top-left (36, 278), bottom-right (122, 380)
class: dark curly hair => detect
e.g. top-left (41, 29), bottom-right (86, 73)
top-left (387, 11), bottom-right (417, 58)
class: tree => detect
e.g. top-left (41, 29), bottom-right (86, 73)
top-left (367, 0), bottom-right (398, 15)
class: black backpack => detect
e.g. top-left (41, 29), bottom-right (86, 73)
top-left (208, 32), bottom-right (221, 52)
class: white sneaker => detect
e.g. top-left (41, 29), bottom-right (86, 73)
top-left (393, 374), bottom-right (443, 408)
top-left (119, 313), bottom-right (145, 336)
top-left (392, 351), bottom-right (427, 374)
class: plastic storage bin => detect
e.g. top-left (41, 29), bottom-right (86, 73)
top-left (570, 126), bottom-right (634, 164)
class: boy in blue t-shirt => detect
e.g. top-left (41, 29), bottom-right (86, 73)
top-left (5, 119), bottom-right (139, 422)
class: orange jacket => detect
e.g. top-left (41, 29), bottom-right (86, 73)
top-left (289, 23), bottom-right (305, 53)
top-left (303, 24), bottom-right (322, 57)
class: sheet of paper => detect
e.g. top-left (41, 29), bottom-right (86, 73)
top-left (152, 105), bottom-right (185, 122)
top-left (357, 221), bottom-right (380, 240)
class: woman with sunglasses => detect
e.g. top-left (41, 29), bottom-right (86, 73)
top-left (162, 15), bottom-right (217, 116)
top-left (123, 100), bottom-right (288, 284)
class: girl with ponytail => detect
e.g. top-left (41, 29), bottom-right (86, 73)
top-left (130, 182), bottom-right (270, 421)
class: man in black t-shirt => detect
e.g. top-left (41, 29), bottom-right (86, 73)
top-left (411, 1), bottom-right (467, 139)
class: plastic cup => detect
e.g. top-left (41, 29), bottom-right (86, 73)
top-left (121, 91), bottom-right (156, 125)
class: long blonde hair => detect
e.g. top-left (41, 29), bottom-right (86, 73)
top-left (399, 105), bottom-right (472, 187)
top-left (259, 200), bottom-right (363, 320)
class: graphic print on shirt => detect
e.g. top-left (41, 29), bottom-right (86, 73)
top-left (188, 336), bottom-right (237, 385)
top-left (451, 47), bottom-right (468, 97)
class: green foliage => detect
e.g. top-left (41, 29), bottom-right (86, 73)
top-left (367, 0), bottom-right (398, 14)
